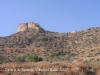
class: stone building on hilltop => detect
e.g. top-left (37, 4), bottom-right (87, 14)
top-left (17, 22), bottom-right (43, 32)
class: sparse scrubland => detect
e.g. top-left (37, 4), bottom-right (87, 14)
top-left (0, 24), bottom-right (100, 75)
top-left (1, 27), bottom-right (100, 62)
top-left (0, 61), bottom-right (100, 75)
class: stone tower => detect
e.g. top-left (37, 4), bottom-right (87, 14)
top-left (17, 22), bottom-right (41, 32)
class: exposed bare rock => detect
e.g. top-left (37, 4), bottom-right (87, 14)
top-left (17, 22), bottom-right (44, 32)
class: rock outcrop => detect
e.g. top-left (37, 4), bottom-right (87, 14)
top-left (17, 22), bottom-right (44, 32)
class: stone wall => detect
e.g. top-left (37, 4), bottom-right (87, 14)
top-left (17, 22), bottom-right (40, 32)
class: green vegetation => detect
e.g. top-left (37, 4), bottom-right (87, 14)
top-left (26, 54), bottom-right (43, 62)
top-left (64, 55), bottom-right (75, 62)
top-left (13, 56), bottom-right (26, 62)
top-left (13, 54), bottom-right (43, 62)
top-left (0, 55), bottom-right (9, 64)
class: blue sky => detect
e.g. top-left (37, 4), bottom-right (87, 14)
top-left (0, 0), bottom-right (100, 37)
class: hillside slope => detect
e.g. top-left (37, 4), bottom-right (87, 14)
top-left (0, 24), bottom-right (100, 62)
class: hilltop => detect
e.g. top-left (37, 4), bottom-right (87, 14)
top-left (0, 22), bottom-right (100, 63)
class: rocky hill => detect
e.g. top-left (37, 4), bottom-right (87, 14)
top-left (0, 23), bottom-right (100, 63)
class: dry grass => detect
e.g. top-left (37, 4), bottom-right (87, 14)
top-left (0, 61), bottom-right (100, 75)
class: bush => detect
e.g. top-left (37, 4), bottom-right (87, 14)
top-left (26, 55), bottom-right (43, 62)
top-left (12, 55), bottom-right (43, 62)
top-left (0, 55), bottom-right (10, 64)
top-left (64, 55), bottom-right (75, 62)
top-left (13, 56), bottom-right (26, 62)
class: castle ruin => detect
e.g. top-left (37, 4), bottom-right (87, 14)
top-left (17, 22), bottom-right (42, 32)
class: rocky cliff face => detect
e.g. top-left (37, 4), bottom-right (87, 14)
top-left (17, 22), bottom-right (43, 32)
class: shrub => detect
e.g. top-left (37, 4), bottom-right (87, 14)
top-left (26, 54), bottom-right (43, 62)
top-left (64, 55), bottom-right (75, 62)
top-left (13, 56), bottom-right (26, 62)
top-left (0, 55), bottom-right (9, 64)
